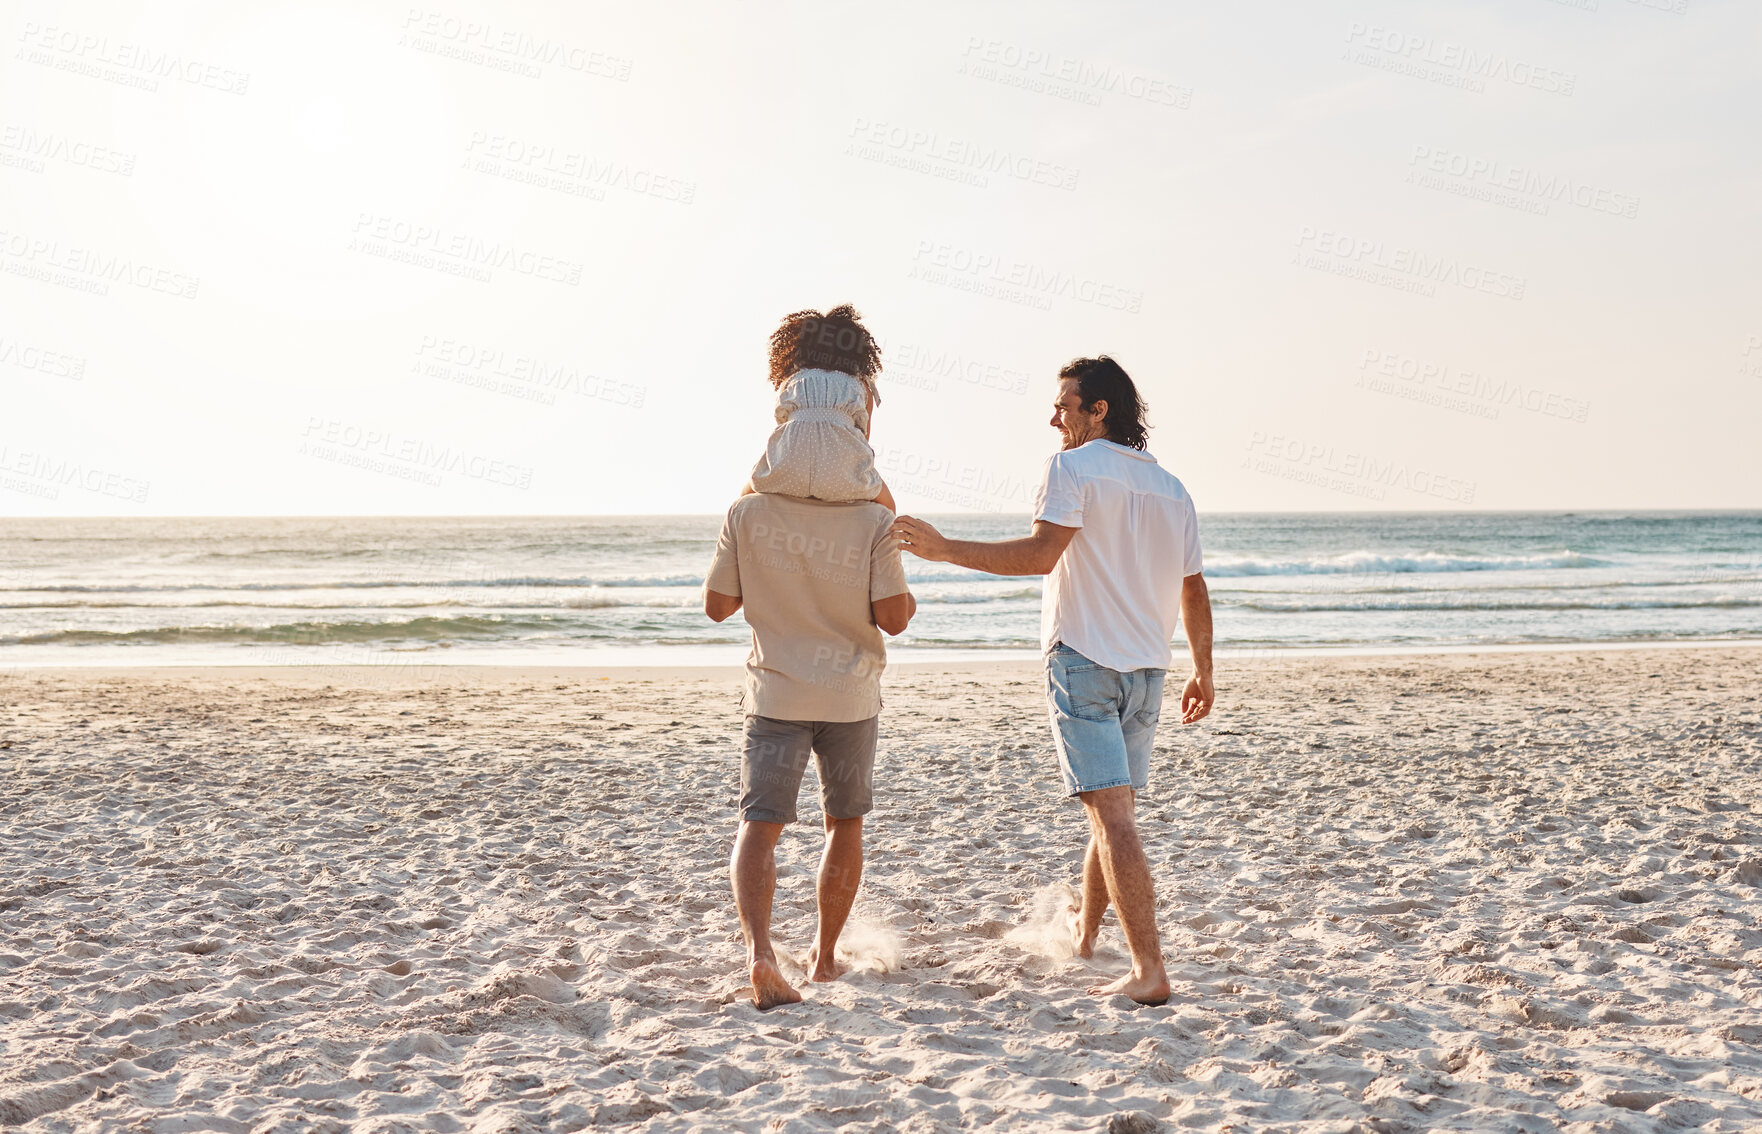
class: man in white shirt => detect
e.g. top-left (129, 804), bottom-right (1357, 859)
top-left (892, 355), bottom-right (1213, 1005)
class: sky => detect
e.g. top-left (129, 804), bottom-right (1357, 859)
top-left (3, 0), bottom-right (1759, 516)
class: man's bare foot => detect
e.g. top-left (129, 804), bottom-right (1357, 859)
top-left (1066, 897), bottom-right (1096, 959)
top-left (749, 957), bottom-right (802, 1009)
top-left (804, 943), bottom-right (850, 983)
top-left (1088, 969), bottom-right (1171, 1006)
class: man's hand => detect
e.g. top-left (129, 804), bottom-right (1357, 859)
top-left (1179, 574), bottom-right (1213, 723)
top-left (1180, 672), bottom-right (1214, 724)
top-left (892, 516), bottom-right (951, 562)
top-left (892, 516), bottom-right (1076, 576)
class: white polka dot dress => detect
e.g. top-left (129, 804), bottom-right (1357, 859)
top-left (748, 369), bottom-right (885, 501)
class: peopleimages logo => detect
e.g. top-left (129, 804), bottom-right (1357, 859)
top-left (878, 339), bottom-right (1032, 396)
top-left (0, 334), bottom-right (86, 380)
top-left (14, 21), bottom-right (251, 94)
top-left (413, 335), bottom-right (646, 408)
top-left (909, 240), bottom-right (1143, 313)
top-left (299, 417), bottom-right (534, 490)
top-left (746, 519), bottom-right (872, 591)
top-left (958, 38), bottom-right (1192, 108)
top-left (0, 444), bottom-right (150, 503)
top-left (0, 125), bottom-right (136, 176)
top-left (0, 229), bottom-right (200, 299)
top-left (398, 10), bottom-right (632, 80)
top-left (1408, 146), bottom-right (1639, 219)
top-left (1244, 431), bottom-right (1477, 503)
top-left (349, 214), bottom-right (583, 285)
top-left (1295, 227), bottom-right (1526, 300)
top-left (1342, 22), bottom-right (1576, 96)
top-left (463, 133), bottom-right (696, 204)
top-left (1356, 349), bottom-right (1590, 424)
top-left (874, 446), bottom-right (1038, 512)
top-left (846, 117), bottom-right (1079, 191)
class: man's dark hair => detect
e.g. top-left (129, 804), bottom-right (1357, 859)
top-left (768, 304), bottom-right (882, 390)
top-left (1060, 355), bottom-right (1149, 450)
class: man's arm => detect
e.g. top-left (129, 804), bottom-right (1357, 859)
top-left (704, 589), bottom-right (742, 622)
top-left (891, 517), bottom-right (1077, 576)
top-left (1179, 573), bottom-right (1214, 724)
top-left (703, 505), bottom-right (744, 622)
top-left (871, 591), bottom-right (915, 635)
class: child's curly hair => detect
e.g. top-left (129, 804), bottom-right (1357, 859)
top-left (767, 304), bottom-right (882, 391)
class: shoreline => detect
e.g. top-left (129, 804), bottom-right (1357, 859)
top-left (2, 634), bottom-right (1759, 676)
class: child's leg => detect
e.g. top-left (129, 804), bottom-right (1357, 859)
top-left (738, 479), bottom-right (757, 498)
top-left (873, 481), bottom-right (896, 513)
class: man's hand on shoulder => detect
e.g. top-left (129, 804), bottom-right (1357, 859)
top-left (891, 516), bottom-right (950, 562)
top-left (895, 517), bottom-right (1076, 577)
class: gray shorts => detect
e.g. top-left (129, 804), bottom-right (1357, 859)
top-left (740, 715), bottom-right (877, 824)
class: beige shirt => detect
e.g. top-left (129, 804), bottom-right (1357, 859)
top-left (705, 494), bottom-right (909, 722)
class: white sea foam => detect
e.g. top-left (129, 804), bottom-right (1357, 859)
top-left (0, 514), bottom-right (1757, 661)
top-left (1206, 550), bottom-right (1606, 576)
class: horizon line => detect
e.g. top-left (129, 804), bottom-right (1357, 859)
top-left (5, 507), bottom-right (1762, 521)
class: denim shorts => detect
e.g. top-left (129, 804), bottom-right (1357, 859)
top-left (1045, 643), bottom-right (1166, 796)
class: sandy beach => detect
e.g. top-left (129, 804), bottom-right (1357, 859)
top-left (2, 646), bottom-right (1760, 1132)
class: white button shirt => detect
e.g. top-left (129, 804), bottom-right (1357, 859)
top-left (1033, 439), bottom-right (1203, 672)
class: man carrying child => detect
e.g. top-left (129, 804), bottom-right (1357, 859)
top-left (703, 305), bottom-right (914, 1009)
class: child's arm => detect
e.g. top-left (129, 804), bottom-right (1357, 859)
top-left (873, 480), bottom-right (897, 513)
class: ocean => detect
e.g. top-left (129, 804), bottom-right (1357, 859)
top-left (2, 512), bottom-right (1759, 667)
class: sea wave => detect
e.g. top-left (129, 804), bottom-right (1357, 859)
top-left (0, 595), bottom-right (702, 611)
top-left (0, 552), bottom-right (1636, 596)
top-left (1226, 596), bottom-right (1762, 613)
top-left (6, 574), bottom-right (705, 594)
top-left (1216, 573), bottom-right (1762, 596)
top-left (1205, 550), bottom-right (1607, 577)
top-left (564, 592), bottom-right (700, 610)
top-left (890, 636), bottom-right (1040, 649)
top-left (0, 599), bottom-right (476, 610)
top-left (3, 615), bottom-right (578, 648)
top-left (908, 587), bottom-right (1042, 604)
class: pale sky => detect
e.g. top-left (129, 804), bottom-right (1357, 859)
top-left (3, 0), bottom-right (1759, 516)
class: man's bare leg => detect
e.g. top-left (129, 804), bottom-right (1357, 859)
top-left (1078, 786), bottom-right (1170, 1004)
top-left (806, 815), bottom-right (862, 982)
top-left (730, 819), bottom-right (802, 1009)
top-left (1069, 833), bottom-right (1109, 959)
